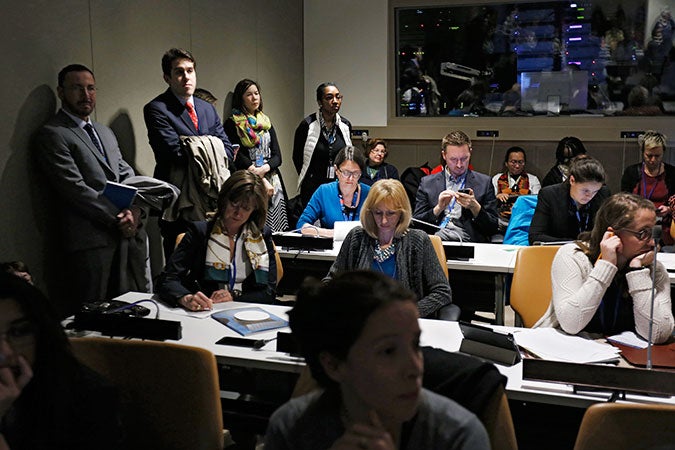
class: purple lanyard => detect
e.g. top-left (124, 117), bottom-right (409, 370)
top-left (640, 163), bottom-right (660, 200)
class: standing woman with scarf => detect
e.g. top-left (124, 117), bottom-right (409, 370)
top-left (224, 78), bottom-right (289, 232)
top-left (293, 82), bottom-right (352, 207)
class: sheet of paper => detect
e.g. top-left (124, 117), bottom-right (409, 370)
top-left (607, 331), bottom-right (649, 349)
top-left (513, 328), bottom-right (620, 363)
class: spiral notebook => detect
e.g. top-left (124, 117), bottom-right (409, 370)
top-left (211, 307), bottom-right (288, 336)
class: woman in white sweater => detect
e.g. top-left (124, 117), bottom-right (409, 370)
top-left (535, 193), bottom-right (674, 343)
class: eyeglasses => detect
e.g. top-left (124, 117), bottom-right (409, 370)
top-left (228, 201), bottom-right (253, 212)
top-left (338, 169), bottom-right (361, 179)
top-left (323, 94), bottom-right (343, 101)
top-left (619, 228), bottom-right (653, 241)
top-left (0, 318), bottom-right (35, 347)
top-left (371, 149), bottom-right (387, 155)
top-left (64, 85), bottom-right (97, 94)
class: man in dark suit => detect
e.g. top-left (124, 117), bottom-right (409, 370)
top-left (414, 130), bottom-right (498, 242)
top-left (144, 48), bottom-right (233, 258)
top-left (35, 64), bottom-right (139, 307)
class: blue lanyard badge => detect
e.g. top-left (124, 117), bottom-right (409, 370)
top-left (339, 188), bottom-right (359, 221)
top-left (440, 178), bottom-right (466, 228)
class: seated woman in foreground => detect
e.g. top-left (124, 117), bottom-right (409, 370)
top-left (297, 145), bottom-right (370, 237)
top-left (529, 156), bottom-right (611, 244)
top-left (0, 272), bottom-right (121, 450)
top-left (535, 193), bottom-right (674, 343)
top-left (264, 271), bottom-right (490, 450)
top-left (324, 179), bottom-right (452, 318)
top-left (156, 170), bottom-right (277, 310)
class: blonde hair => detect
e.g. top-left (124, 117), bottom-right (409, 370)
top-left (360, 179), bottom-right (411, 238)
top-left (639, 130), bottom-right (667, 152)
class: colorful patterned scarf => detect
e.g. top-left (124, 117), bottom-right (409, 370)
top-left (204, 221), bottom-right (269, 285)
top-left (496, 172), bottom-right (531, 195)
top-left (231, 109), bottom-right (272, 149)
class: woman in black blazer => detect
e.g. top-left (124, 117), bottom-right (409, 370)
top-left (529, 157), bottom-right (611, 244)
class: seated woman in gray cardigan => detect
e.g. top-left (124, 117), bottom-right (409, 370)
top-left (324, 179), bottom-right (453, 318)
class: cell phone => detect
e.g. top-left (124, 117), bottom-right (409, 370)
top-left (216, 336), bottom-right (258, 347)
top-left (458, 188), bottom-right (471, 194)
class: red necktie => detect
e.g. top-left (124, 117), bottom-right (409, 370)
top-left (186, 101), bottom-right (199, 131)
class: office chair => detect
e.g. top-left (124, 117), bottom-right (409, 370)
top-left (429, 234), bottom-right (461, 321)
top-left (573, 402), bottom-right (675, 450)
top-left (70, 337), bottom-right (225, 450)
top-left (510, 245), bottom-right (561, 327)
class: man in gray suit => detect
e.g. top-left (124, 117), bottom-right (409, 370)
top-left (35, 64), bottom-right (139, 306)
top-left (413, 130), bottom-right (499, 242)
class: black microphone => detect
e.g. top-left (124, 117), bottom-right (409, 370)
top-left (647, 225), bottom-right (662, 370)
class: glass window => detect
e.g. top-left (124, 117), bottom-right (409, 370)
top-left (395, 1), bottom-right (675, 117)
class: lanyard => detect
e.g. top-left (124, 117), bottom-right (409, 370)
top-left (229, 235), bottom-right (238, 291)
top-left (339, 187), bottom-right (359, 221)
top-left (571, 197), bottom-right (590, 233)
top-left (440, 176), bottom-right (466, 228)
top-left (640, 163), bottom-right (660, 200)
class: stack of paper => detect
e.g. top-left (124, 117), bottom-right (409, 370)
top-left (513, 328), bottom-right (621, 363)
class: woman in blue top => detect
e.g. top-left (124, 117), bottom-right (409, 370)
top-left (297, 146), bottom-right (370, 237)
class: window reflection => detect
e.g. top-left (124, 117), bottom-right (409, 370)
top-left (396, 1), bottom-right (675, 117)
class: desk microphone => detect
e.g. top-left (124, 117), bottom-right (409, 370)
top-left (646, 224), bottom-right (662, 370)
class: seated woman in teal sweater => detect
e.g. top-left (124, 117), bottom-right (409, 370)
top-left (297, 146), bottom-right (370, 237)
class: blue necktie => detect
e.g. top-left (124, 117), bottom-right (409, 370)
top-left (84, 123), bottom-right (107, 163)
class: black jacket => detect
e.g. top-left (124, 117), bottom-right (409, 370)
top-left (529, 183), bottom-right (611, 244)
top-left (156, 221), bottom-right (277, 305)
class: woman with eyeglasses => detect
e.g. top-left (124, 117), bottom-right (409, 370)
top-left (324, 179), bottom-right (452, 318)
top-left (293, 82), bottom-right (352, 208)
top-left (491, 146), bottom-right (541, 231)
top-left (297, 146), bottom-right (370, 238)
top-left (156, 170), bottom-right (277, 311)
top-left (0, 272), bottom-right (122, 449)
top-left (535, 193), bottom-right (674, 342)
top-left (359, 138), bottom-right (399, 186)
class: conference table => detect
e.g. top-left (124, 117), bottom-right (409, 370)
top-left (94, 292), bottom-right (674, 410)
top-left (276, 239), bottom-right (518, 325)
top-left (276, 238), bottom-right (675, 326)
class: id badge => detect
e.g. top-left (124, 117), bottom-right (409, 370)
top-left (327, 165), bottom-right (336, 179)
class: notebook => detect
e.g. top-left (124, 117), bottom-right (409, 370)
top-left (211, 307), bottom-right (288, 336)
top-left (103, 181), bottom-right (137, 210)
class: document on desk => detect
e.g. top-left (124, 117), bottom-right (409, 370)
top-left (513, 328), bottom-right (621, 363)
top-left (211, 307), bottom-right (288, 336)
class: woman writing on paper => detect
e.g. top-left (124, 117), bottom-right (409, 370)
top-left (324, 179), bottom-right (452, 319)
top-left (156, 170), bottom-right (277, 311)
top-left (535, 193), bottom-right (674, 342)
top-left (297, 146), bottom-right (370, 238)
top-left (265, 270), bottom-right (489, 450)
top-left (224, 79), bottom-right (289, 232)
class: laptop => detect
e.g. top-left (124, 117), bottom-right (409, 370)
top-left (333, 221), bottom-right (361, 242)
